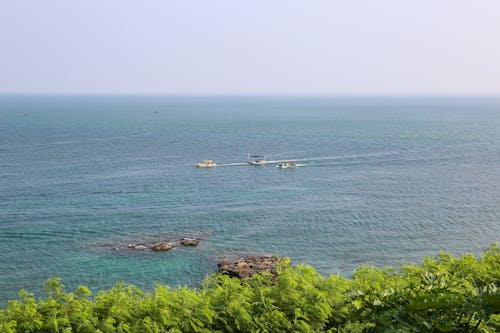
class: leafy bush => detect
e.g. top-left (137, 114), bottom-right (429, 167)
top-left (1, 245), bottom-right (500, 332)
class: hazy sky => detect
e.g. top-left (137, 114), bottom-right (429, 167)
top-left (1, 1), bottom-right (499, 94)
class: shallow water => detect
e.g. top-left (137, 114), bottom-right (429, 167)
top-left (1, 95), bottom-right (499, 302)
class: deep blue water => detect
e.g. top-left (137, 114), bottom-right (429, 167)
top-left (1, 95), bottom-right (499, 302)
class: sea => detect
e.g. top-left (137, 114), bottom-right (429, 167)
top-left (0, 94), bottom-right (499, 303)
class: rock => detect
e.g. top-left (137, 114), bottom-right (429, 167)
top-left (128, 244), bottom-right (147, 250)
top-left (218, 261), bottom-right (232, 270)
top-left (218, 256), bottom-right (281, 279)
top-left (151, 243), bottom-right (175, 251)
top-left (121, 236), bottom-right (203, 252)
top-left (180, 238), bottom-right (200, 246)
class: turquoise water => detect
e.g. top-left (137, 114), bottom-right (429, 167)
top-left (1, 95), bottom-right (499, 302)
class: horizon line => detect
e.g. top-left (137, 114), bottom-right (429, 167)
top-left (1, 92), bottom-right (500, 98)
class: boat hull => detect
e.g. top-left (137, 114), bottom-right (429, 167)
top-left (196, 160), bottom-right (216, 168)
top-left (248, 161), bottom-right (267, 166)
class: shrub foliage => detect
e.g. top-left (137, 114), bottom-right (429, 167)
top-left (1, 245), bottom-right (500, 332)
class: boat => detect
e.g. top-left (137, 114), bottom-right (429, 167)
top-left (247, 154), bottom-right (267, 165)
top-left (277, 160), bottom-right (297, 169)
top-left (196, 160), bottom-right (217, 168)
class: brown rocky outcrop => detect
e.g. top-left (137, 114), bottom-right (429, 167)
top-left (218, 255), bottom-right (281, 278)
top-left (125, 237), bottom-right (202, 252)
top-left (151, 243), bottom-right (175, 251)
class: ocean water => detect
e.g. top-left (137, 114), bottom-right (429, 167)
top-left (0, 95), bottom-right (499, 302)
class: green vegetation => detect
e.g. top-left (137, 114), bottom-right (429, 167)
top-left (1, 245), bottom-right (500, 332)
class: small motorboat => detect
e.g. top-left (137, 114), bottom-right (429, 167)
top-left (277, 160), bottom-right (302, 169)
top-left (247, 154), bottom-right (267, 165)
top-left (196, 160), bottom-right (217, 168)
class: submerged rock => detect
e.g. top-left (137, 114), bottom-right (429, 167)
top-left (116, 236), bottom-right (203, 253)
top-left (128, 244), bottom-right (147, 250)
top-left (151, 243), bottom-right (175, 251)
top-left (180, 238), bottom-right (200, 246)
top-left (218, 255), bottom-right (281, 278)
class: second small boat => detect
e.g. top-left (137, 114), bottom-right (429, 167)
top-left (277, 160), bottom-right (302, 169)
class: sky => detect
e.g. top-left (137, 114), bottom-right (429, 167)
top-left (1, 0), bottom-right (499, 95)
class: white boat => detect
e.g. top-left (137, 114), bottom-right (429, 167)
top-left (247, 154), bottom-right (267, 165)
top-left (196, 160), bottom-right (216, 168)
top-left (277, 161), bottom-right (302, 169)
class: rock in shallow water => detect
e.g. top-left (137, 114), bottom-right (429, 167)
top-left (151, 243), bottom-right (175, 251)
top-left (180, 238), bottom-right (200, 246)
top-left (128, 244), bottom-right (147, 250)
top-left (218, 256), bottom-right (281, 278)
top-left (124, 237), bottom-right (202, 252)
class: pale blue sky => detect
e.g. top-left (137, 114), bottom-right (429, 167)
top-left (1, 0), bottom-right (499, 94)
